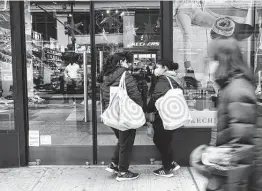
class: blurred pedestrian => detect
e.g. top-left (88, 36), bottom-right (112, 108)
top-left (190, 38), bottom-right (257, 191)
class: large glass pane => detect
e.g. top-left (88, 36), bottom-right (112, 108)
top-left (255, 3), bottom-right (262, 100)
top-left (26, 1), bottom-right (92, 164)
top-left (95, 1), bottom-right (160, 164)
top-left (0, 1), bottom-right (14, 130)
top-left (173, 0), bottom-right (257, 127)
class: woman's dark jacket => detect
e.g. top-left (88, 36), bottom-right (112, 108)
top-left (147, 74), bottom-right (182, 115)
top-left (100, 67), bottom-right (143, 110)
top-left (210, 75), bottom-right (257, 146)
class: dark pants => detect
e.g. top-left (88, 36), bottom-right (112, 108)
top-left (111, 128), bottom-right (136, 172)
top-left (64, 79), bottom-right (76, 102)
top-left (153, 116), bottom-right (176, 170)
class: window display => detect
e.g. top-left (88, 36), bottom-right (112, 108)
top-left (26, 1), bottom-right (92, 151)
top-left (2, 0), bottom-right (262, 165)
top-left (173, 0), bottom-right (257, 127)
top-left (0, 2), bottom-right (14, 130)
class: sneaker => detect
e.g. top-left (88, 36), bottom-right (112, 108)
top-left (153, 167), bottom-right (174, 178)
top-left (116, 170), bottom-right (139, 181)
top-left (105, 162), bottom-right (119, 174)
top-left (171, 161), bottom-right (181, 171)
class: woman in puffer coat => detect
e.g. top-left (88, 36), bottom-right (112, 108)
top-left (190, 38), bottom-right (257, 191)
top-left (99, 52), bottom-right (143, 181)
top-left (147, 60), bottom-right (183, 177)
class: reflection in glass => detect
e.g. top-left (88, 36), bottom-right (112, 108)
top-left (26, 2), bottom-right (91, 146)
top-left (95, 2), bottom-right (160, 146)
top-left (0, 1), bottom-right (14, 130)
top-left (173, 0), bottom-right (256, 127)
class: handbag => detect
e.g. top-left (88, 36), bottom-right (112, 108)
top-left (155, 76), bottom-right (191, 130)
top-left (202, 144), bottom-right (254, 168)
top-left (101, 72), bottom-right (128, 131)
top-left (119, 72), bottom-right (146, 129)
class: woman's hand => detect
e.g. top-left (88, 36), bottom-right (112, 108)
top-left (146, 112), bottom-right (155, 123)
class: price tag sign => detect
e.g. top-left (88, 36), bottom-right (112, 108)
top-left (29, 130), bottom-right (39, 147)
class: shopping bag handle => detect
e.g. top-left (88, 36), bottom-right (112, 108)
top-left (165, 76), bottom-right (183, 90)
top-left (165, 76), bottom-right (174, 89)
top-left (119, 71), bottom-right (127, 94)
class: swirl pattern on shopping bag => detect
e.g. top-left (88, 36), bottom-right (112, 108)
top-left (105, 96), bottom-right (120, 121)
top-left (155, 76), bottom-right (191, 130)
top-left (121, 96), bottom-right (144, 122)
top-left (158, 92), bottom-right (188, 124)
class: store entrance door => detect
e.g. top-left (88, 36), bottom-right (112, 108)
top-left (27, 2), bottom-right (94, 165)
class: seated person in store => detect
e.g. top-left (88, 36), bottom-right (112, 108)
top-left (62, 53), bottom-right (80, 104)
top-left (64, 53), bottom-right (80, 94)
top-left (100, 52), bottom-right (143, 181)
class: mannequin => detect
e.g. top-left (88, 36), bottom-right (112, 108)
top-left (174, 0), bottom-right (217, 74)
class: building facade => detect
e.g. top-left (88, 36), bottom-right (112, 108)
top-left (0, 0), bottom-right (262, 167)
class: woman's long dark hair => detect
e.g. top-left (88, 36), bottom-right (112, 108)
top-left (208, 38), bottom-right (254, 87)
top-left (97, 52), bottom-right (133, 83)
top-left (157, 59), bottom-right (179, 71)
top-left (102, 52), bottom-right (133, 76)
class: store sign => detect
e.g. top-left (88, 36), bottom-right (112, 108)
top-left (29, 130), bottom-right (40, 147)
top-left (75, 45), bottom-right (91, 54)
top-left (127, 42), bottom-right (160, 48)
top-left (40, 135), bottom-right (52, 145)
top-left (184, 111), bottom-right (217, 127)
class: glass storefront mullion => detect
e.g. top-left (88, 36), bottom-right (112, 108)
top-left (0, 1), bottom-right (28, 167)
top-left (90, 1), bottom-right (98, 164)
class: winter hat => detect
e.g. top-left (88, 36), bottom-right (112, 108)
top-left (210, 17), bottom-right (254, 41)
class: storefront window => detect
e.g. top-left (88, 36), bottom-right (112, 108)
top-left (173, 0), bottom-right (259, 128)
top-left (19, 0), bottom-right (262, 164)
top-left (0, 1), bottom-right (14, 130)
top-left (26, 1), bottom-right (92, 154)
top-left (95, 1), bottom-right (160, 154)
top-left (255, 6), bottom-right (262, 99)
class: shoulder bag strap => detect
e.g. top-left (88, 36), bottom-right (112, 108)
top-left (118, 71), bottom-right (127, 96)
top-left (165, 76), bottom-right (174, 89)
top-left (107, 72), bottom-right (126, 107)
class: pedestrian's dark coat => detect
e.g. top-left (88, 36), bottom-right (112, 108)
top-left (100, 67), bottom-right (143, 110)
top-left (210, 74), bottom-right (257, 146)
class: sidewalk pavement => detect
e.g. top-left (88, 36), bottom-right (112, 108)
top-left (0, 166), bottom-right (208, 191)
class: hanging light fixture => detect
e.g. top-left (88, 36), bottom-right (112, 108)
top-left (120, 12), bottom-right (125, 17)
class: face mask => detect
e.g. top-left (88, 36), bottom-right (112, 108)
top-left (206, 61), bottom-right (220, 92)
top-left (208, 61), bottom-right (219, 77)
top-left (154, 68), bottom-right (165, 76)
top-left (120, 60), bottom-right (128, 68)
